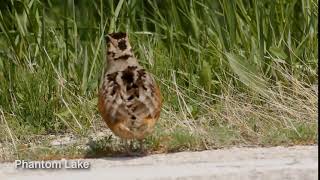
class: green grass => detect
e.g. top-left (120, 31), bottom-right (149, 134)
top-left (0, 0), bottom-right (318, 161)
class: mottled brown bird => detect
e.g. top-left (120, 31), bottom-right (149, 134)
top-left (98, 32), bottom-right (162, 153)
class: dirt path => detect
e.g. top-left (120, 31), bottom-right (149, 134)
top-left (0, 145), bottom-right (317, 180)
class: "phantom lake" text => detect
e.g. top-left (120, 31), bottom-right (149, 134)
top-left (15, 159), bottom-right (90, 169)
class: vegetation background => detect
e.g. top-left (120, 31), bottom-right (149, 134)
top-left (0, 0), bottom-right (318, 160)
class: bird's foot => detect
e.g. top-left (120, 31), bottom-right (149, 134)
top-left (123, 139), bottom-right (148, 157)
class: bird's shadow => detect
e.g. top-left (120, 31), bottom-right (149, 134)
top-left (83, 135), bottom-right (147, 160)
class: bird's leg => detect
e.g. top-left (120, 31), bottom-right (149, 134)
top-left (139, 139), bottom-right (147, 155)
top-left (129, 139), bottom-right (135, 152)
top-left (123, 139), bottom-right (147, 156)
top-left (123, 139), bottom-right (139, 156)
top-left (122, 139), bottom-right (131, 155)
top-left (139, 139), bottom-right (144, 152)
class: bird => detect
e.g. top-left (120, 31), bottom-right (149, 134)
top-left (98, 32), bottom-right (162, 154)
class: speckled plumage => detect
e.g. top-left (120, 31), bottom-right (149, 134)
top-left (98, 32), bottom-right (162, 141)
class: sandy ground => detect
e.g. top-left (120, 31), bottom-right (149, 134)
top-left (0, 145), bottom-right (317, 180)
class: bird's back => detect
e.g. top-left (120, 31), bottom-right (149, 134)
top-left (98, 32), bottom-right (162, 140)
top-left (98, 66), bottom-right (162, 139)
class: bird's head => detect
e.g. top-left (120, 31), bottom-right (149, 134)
top-left (106, 32), bottom-right (132, 57)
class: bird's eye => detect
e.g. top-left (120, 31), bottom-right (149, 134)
top-left (118, 40), bottom-right (127, 50)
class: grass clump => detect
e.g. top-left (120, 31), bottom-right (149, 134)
top-left (0, 0), bottom-right (318, 161)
